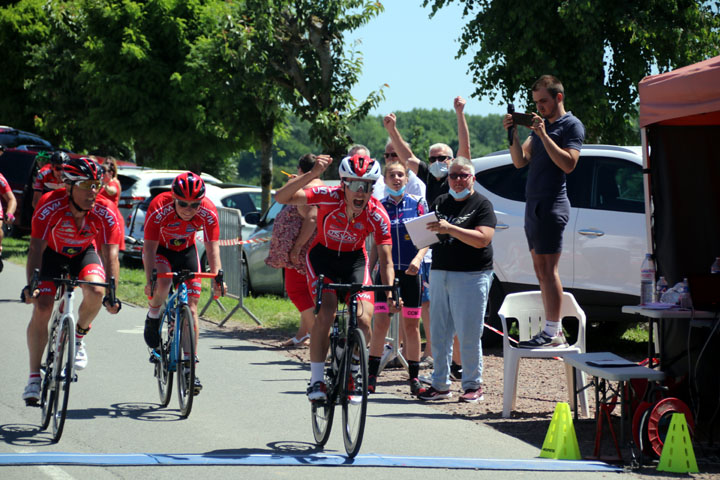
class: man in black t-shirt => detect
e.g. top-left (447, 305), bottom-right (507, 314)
top-left (418, 157), bottom-right (496, 404)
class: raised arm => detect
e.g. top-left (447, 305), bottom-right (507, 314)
top-left (383, 114), bottom-right (421, 174)
top-left (455, 96), bottom-right (471, 159)
top-left (275, 154), bottom-right (332, 205)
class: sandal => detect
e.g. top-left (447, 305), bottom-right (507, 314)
top-left (282, 333), bottom-right (310, 348)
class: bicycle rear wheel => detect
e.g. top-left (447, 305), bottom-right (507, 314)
top-left (341, 328), bottom-right (368, 458)
top-left (51, 318), bottom-right (73, 443)
top-left (177, 304), bottom-right (196, 418)
top-left (156, 311), bottom-right (174, 407)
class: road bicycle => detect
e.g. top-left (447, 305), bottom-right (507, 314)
top-left (31, 268), bottom-right (116, 443)
top-left (150, 268), bottom-right (223, 418)
top-left (310, 274), bottom-right (400, 458)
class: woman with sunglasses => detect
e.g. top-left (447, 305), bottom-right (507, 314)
top-left (31, 150), bottom-right (68, 208)
top-left (419, 157), bottom-right (496, 404)
top-left (97, 156), bottom-right (126, 252)
top-left (142, 171), bottom-right (225, 396)
top-left (275, 153), bottom-right (400, 402)
top-left (367, 161), bottom-right (430, 396)
top-left (21, 157), bottom-right (123, 405)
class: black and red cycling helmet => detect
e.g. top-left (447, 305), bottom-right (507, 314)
top-left (62, 157), bottom-right (103, 184)
top-left (172, 172), bottom-right (206, 201)
top-left (50, 151), bottom-right (70, 166)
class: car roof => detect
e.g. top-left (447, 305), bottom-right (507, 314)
top-left (472, 144), bottom-right (642, 171)
top-left (116, 167), bottom-right (222, 184)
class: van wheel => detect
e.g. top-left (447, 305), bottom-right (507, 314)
top-left (241, 254), bottom-right (251, 298)
top-left (482, 278), bottom-right (505, 349)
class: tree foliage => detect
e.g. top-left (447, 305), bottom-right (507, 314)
top-left (423, 0), bottom-right (720, 144)
top-left (236, 110), bottom-right (508, 188)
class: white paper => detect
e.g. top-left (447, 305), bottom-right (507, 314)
top-left (405, 211), bottom-right (440, 249)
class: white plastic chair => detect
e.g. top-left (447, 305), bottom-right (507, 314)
top-left (498, 291), bottom-right (589, 418)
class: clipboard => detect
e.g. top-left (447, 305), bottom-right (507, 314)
top-left (405, 212), bottom-right (440, 249)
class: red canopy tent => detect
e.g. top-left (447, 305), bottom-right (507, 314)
top-left (638, 55), bottom-right (720, 441)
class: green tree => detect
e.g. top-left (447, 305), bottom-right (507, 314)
top-left (423, 0), bottom-right (720, 144)
top-left (247, 0), bottom-right (387, 163)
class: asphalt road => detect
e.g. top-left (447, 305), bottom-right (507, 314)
top-left (0, 260), bottom-right (635, 479)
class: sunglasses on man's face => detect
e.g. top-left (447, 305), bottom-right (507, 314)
top-left (177, 199), bottom-right (201, 209)
top-left (384, 152), bottom-right (399, 159)
top-left (429, 155), bottom-right (452, 163)
top-left (75, 180), bottom-right (103, 191)
top-left (344, 180), bottom-right (373, 193)
top-left (448, 173), bottom-right (471, 180)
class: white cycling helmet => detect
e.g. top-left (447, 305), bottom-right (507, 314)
top-left (338, 154), bottom-right (381, 182)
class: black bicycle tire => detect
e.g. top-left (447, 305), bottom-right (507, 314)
top-left (40, 315), bottom-right (58, 430)
top-left (177, 304), bottom-right (195, 418)
top-left (51, 318), bottom-right (72, 443)
top-left (156, 311), bottom-right (174, 407)
top-left (342, 328), bottom-right (368, 458)
top-left (311, 330), bottom-right (339, 446)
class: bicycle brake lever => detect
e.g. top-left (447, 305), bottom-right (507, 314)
top-left (215, 269), bottom-right (225, 299)
top-left (149, 268), bottom-right (157, 299)
top-left (314, 275), bottom-right (325, 315)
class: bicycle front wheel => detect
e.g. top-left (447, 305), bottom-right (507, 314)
top-left (40, 315), bottom-right (59, 430)
top-left (156, 311), bottom-right (174, 407)
top-left (51, 317), bottom-right (73, 443)
top-left (342, 328), bottom-right (368, 458)
top-left (177, 304), bottom-right (196, 418)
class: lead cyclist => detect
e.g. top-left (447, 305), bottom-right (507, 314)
top-left (275, 154), bottom-right (401, 402)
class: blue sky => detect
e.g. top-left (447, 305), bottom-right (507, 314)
top-left (349, 2), bottom-right (506, 117)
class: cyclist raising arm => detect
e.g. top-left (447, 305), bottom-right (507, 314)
top-left (276, 153), bottom-right (399, 402)
top-left (21, 157), bottom-right (122, 405)
top-left (142, 172), bottom-right (225, 395)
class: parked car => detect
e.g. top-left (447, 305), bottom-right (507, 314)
top-left (117, 167), bottom-right (222, 220)
top-left (472, 145), bottom-right (645, 331)
top-left (0, 126), bottom-right (53, 151)
top-left (123, 184), bottom-right (272, 271)
top-left (0, 148), bottom-right (41, 232)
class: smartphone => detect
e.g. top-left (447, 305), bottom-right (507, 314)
top-left (512, 112), bottom-right (536, 127)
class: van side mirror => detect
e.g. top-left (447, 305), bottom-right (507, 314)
top-left (244, 211), bottom-right (261, 225)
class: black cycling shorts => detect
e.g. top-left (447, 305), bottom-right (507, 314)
top-left (374, 269), bottom-right (421, 309)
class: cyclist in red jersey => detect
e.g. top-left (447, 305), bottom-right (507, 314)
top-left (21, 157), bottom-right (122, 405)
top-left (0, 171), bottom-right (18, 273)
top-left (142, 171), bottom-right (225, 395)
top-left (276, 154), bottom-right (400, 402)
top-left (32, 151), bottom-right (68, 208)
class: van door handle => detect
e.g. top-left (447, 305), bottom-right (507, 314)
top-left (578, 228), bottom-right (604, 237)
top-left (495, 223), bottom-right (509, 230)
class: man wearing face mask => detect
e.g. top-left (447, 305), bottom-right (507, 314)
top-left (384, 96), bottom-right (470, 378)
top-left (384, 96), bottom-right (469, 207)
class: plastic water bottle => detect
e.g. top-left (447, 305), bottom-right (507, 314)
top-left (711, 257), bottom-right (720, 274)
top-left (656, 276), bottom-right (668, 303)
top-left (640, 254), bottom-right (656, 305)
top-left (679, 278), bottom-right (692, 309)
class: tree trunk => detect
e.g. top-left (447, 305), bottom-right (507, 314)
top-left (259, 130), bottom-right (274, 214)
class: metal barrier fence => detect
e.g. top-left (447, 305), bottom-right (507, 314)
top-left (200, 206), bottom-right (261, 326)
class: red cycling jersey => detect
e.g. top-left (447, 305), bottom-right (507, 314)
top-left (31, 189), bottom-right (122, 257)
top-left (0, 173), bottom-right (11, 217)
top-left (304, 185), bottom-right (392, 252)
top-left (32, 164), bottom-right (65, 193)
top-left (143, 191), bottom-right (220, 251)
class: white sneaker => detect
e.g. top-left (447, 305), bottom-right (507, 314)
top-left (75, 339), bottom-right (88, 370)
top-left (22, 380), bottom-right (41, 405)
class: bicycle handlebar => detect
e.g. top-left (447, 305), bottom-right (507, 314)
top-left (314, 274), bottom-right (401, 314)
top-left (150, 269), bottom-right (225, 299)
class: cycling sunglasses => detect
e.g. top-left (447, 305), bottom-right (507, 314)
top-left (429, 155), bottom-right (452, 163)
top-left (343, 180), bottom-right (373, 193)
top-left (75, 180), bottom-right (103, 191)
top-left (176, 199), bottom-right (202, 209)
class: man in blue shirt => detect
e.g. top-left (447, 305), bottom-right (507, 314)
top-left (503, 75), bottom-right (585, 348)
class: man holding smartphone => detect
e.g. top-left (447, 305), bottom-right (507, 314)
top-left (503, 75), bottom-right (585, 348)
